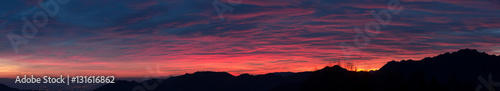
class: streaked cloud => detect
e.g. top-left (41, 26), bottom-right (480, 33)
top-left (0, 0), bottom-right (498, 77)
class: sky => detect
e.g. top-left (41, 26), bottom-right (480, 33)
top-left (0, 0), bottom-right (499, 78)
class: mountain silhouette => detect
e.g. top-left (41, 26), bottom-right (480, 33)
top-left (283, 48), bottom-right (499, 91)
top-left (0, 83), bottom-right (47, 91)
top-left (93, 48), bottom-right (500, 91)
top-left (0, 83), bottom-right (19, 91)
top-left (95, 71), bottom-right (311, 91)
top-left (373, 48), bottom-right (500, 91)
top-left (3, 48), bottom-right (497, 91)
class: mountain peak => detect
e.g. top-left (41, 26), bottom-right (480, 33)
top-left (454, 48), bottom-right (480, 54)
top-left (192, 71), bottom-right (234, 77)
top-left (432, 48), bottom-right (493, 59)
top-left (332, 65), bottom-right (343, 69)
top-left (380, 48), bottom-right (499, 74)
top-left (318, 65), bottom-right (348, 72)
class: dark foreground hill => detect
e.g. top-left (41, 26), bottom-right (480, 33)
top-left (59, 49), bottom-right (499, 91)
top-left (0, 83), bottom-right (19, 91)
top-left (95, 71), bottom-right (311, 91)
top-left (93, 48), bottom-right (500, 91)
top-left (272, 49), bottom-right (500, 91)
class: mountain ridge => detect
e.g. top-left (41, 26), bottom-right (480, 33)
top-left (1, 48), bottom-right (498, 91)
top-left (93, 48), bottom-right (500, 91)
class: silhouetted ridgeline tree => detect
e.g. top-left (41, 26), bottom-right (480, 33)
top-left (89, 49), bottom-right (499, 91)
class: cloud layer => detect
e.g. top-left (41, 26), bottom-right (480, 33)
top-left (0, 0), bottom-right (499, 77)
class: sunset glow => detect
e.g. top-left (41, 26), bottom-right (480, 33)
top-left (0, 0), bottom-right (499, 78)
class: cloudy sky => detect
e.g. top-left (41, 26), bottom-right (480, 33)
top-left (0, 0), bottom-right (499, 78)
